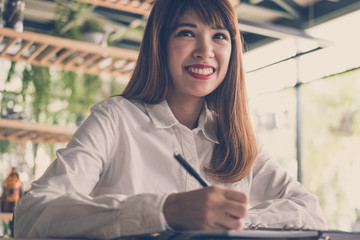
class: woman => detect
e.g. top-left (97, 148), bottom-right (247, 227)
top-left (14, 0), bottom-right (327, 239)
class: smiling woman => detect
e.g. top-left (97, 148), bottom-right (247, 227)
top-left (14, 0), bottom-right (327, 239)
top-left (122, 0), bottom-right (256, 183)
top-left (166, 9), bottom-right (231, 103)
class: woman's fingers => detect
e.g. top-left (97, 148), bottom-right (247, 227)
top-left (216, 216), bottom-right (244, 230)
top-left (224, 188), bottom-right (248, 203)
top-left (163, 185), bottom-right (248, 231)
top-left (207, 185), bottom-right (248, 219)
top-left (222, 200), bottom-right (248, 219)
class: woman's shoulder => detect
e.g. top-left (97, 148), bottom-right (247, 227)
top-left (250, 139), bottom-right (287, 179)
top-left (93, 95), bottom-right (128, 107)
top-left (89, 96), bottom-right (151, 126)
top-left (91, 96), bottom-right (144, 113)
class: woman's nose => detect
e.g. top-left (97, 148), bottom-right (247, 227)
top-left (193, 38), bottom-right (215, 59)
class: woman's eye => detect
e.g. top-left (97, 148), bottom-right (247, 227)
top-left (213, 33), bottom-right (228, 40)
top-left (176, 30), bottom-right (194, 37)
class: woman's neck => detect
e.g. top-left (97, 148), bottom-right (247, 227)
top-left (167, 96), bottom-right (204, 129)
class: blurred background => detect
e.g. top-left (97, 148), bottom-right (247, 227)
top-left (0, 0), bottom-right (359, 234)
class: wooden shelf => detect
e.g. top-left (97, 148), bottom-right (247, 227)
top-left (0, 118), bottom-right (77, 144)
top-left (0, 28), bottom-right (139, 77)
top-left (77, 0), bottom-right (154, 15)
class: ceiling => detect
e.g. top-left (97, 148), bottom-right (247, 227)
top-left (16, 0), bottom-right (360, 52)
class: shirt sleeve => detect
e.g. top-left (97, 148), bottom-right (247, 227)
top-left (243, 145), bottom-right (328, 230)
top-left (14, 100), bottom-right (168, 239)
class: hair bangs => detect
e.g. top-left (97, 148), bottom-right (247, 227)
top-left (165, 0), bottom-right (237, 40)
top-left (193, 1), bottom-right (237, 39)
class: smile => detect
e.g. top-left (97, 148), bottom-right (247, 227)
top-left (185, 64), bottom-right (216, 78)
top-left (187, 67), bottom-right (214, 75)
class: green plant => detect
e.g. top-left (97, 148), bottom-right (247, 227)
top-left (21, 65), bottom-right (51, 122)
top-left (79, 19), bottom-right (105, 34)
top-left (5, 61), bottom-right (16, 83)
top-left (0, 140), bottom-right (16, 154)
top-left (52, 0), bottom-right (91, 39)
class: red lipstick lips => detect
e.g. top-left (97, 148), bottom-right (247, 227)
top-left (185, 64), bottom-right (215, 79)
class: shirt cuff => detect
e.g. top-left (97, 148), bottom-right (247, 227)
top-left (159, 193), bottom-right (174, 231)
top-left (120, 193), bottom-right (168, 236)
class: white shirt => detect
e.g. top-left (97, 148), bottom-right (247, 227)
top-left (14, 96), bottom-right (327, 239)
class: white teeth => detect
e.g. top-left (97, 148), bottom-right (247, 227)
top-left (188, 67), bottom-right (214, 75)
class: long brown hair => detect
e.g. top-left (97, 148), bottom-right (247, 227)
top-left (122, 0), bottom-right (258, 182)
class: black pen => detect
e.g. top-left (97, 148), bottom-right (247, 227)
top-left (174, 153), bottom-right (208, 187)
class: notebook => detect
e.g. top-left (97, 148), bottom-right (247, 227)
top-left (117, 229), bottom-right (360, 240)
top-left (176, 229), bottom-right (320, 239)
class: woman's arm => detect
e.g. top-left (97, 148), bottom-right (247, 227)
top-left (14, 99), bottom-right (168, 239)
top-left (243, 145), bottom-right (327, 230)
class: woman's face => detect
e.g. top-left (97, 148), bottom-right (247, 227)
top-left (167, 9), bottom-right (232, 102)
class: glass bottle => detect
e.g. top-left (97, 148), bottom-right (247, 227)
top-left (1, 167), bottom-right (22, 212)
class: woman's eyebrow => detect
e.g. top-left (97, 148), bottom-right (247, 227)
top-left (175, 22), bottom-right (226, 30)
top-left (213, 26), bottom-right (227, 30)
top-left (176, 22), bottom-right (197, 28)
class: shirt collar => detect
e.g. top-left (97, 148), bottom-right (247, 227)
top-left (145, 100), bottom-right (178, 128)
top-left (144, 100), bottom-right (219, 144)
top-left (197, 103), bottom-right (219, 144)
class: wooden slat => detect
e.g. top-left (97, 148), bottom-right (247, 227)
top-left (39, 46), bottom-right (62, 64)
top-left (12, 40), bottom-right (34, 60)
top-left (0, 118), bottom-right (77, 144)
top-left (76, 53), bottom-right (100, 68)
top-left (51, 49), bottom-right (72, 65)
top-left (0, 37), bottom-right (18, 57)
top-left (76, 0), bottom-right (238, 14)
top-left (84, 55), bottom-right (107, 73)
top-left (77, 0), bottom-right (153, 15)
top-left (0, 28), bottom-right (138, 77)
top-left (101, 58), bottom-right (117, 72)
top-left (63, 51), bottom-right (87, 69)
top-left (26, 43), bottom-right (48, 62)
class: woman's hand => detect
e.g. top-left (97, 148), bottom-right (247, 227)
top-left (163, 185), bottom-right (248, 230)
